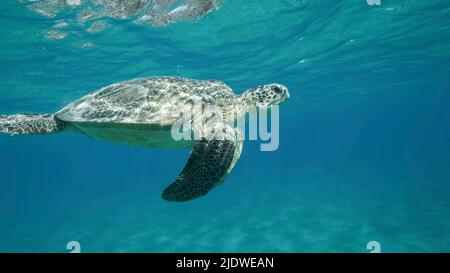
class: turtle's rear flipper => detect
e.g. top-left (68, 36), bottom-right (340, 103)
top-left (162, 125), bottom-right (243, 202)
top-left (0, 114), bottom-right (66, 135)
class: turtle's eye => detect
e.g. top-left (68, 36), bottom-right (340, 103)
top-left (273, 86), bottom-right (283, 94)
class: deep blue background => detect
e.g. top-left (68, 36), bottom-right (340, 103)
top-left (0, 0), bottom-right (449, 252)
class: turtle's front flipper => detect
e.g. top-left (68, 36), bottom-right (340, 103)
top-left (0, 114), bottom-right (66, 135)
top-left (162, 125), bottom-right (243, 202)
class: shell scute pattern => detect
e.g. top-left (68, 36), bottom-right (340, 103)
top-left (55, 77), bottom-right (237, 125)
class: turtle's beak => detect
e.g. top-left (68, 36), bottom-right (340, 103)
top-left (282, 86), bottom-right (290, 103)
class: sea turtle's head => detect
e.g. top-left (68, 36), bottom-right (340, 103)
top-left (241, 83), bottom-right (290, 108)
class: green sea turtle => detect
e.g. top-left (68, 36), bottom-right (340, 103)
top-left (0, 77), bottom-right (289, 202)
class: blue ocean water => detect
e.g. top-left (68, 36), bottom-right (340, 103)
top-left (1, 0), bottom-right (450, 252)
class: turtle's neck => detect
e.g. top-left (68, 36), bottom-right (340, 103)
top-left (237, 93), bottom-right (256, 113)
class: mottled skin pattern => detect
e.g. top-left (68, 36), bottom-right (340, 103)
top-left (0, 114), bottom-right (65, 135)
top-left (162, 124), bottom-right (237, 201)
top-left (0, 76), bottom-right (289, 202)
